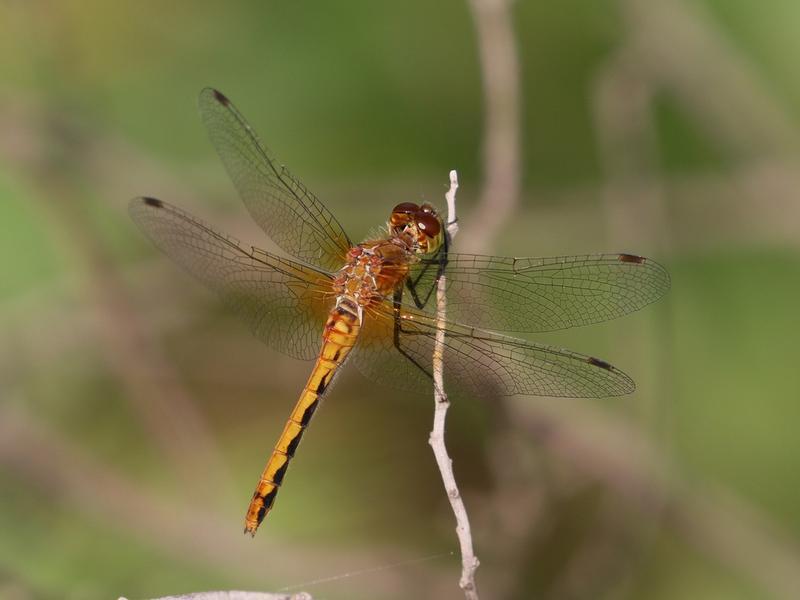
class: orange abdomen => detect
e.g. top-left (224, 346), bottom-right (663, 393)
top-left (244, 301), bottom-right (361, 536)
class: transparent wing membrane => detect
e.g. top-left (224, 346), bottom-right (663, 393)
top-left (198, 88), bottom-right (352, 272)
top-left (353, 303), bottom-right (635, 399)
top-left (129, 197), bottom-right (334, 360)
top-left (130, 198), bottom-right (653, 398)
top-left (405, 253), bottom-right (670, 333)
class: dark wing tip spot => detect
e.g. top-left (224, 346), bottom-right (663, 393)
top-left (142, 196), bottom-right (163, 208)
top-left (212, 89), bottom-right (230, 106)
top-left (587, 356), bottom-right (613, 371)
top-left (618, 253), bottom-right (646, 264)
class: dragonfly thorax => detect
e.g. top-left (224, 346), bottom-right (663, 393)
top-left (333, 242), bottom-right (414, 308)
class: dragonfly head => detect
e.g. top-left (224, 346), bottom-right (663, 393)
top-left (389, 202), bottom-right (444, 255)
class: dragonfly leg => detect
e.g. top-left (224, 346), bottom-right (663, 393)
top-left (392, 286), bottom-right (434, 380)
top-left (405, 244), bottom-right (449, 309)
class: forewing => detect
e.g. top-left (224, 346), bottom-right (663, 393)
top-left (405, 253), bottom-right (670, 333)
top-left (198, 88), bottom-right (352, 272)
top-left (351, 303), bottom-right (634, 399)
top-left (129, 197), bottom-right (334, 360)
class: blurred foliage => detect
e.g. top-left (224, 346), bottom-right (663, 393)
top-left (2, 1), bottom-right (800, 599)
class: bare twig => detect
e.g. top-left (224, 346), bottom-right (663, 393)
top-left (135, 592), bottom-right (311, 600)
top-left (429, 171), bottom-right (479, 599)
top-left (463, 0), bottom-right (522, 254)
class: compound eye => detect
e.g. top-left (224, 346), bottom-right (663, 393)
top-left (392, 202), bottom-right (419, 214)
top-left (416, 212), bottom-right (441, 237)
top-left (419, 203), bottom-right (437, 214)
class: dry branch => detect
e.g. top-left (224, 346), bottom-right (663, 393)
top-left (132, 592), bottom-right (311, 600)
top-left (428, 171), bottom-right (480, 599)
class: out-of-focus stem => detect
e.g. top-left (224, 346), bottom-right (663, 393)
top-left (463, 0), bottom-right (521, 255)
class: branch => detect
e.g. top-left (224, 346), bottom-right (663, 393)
top-left (463, 0), bottom-right (522, 254)
top-left (429, 171), bottom-right (479, 599)
top-left (132, 592), bottom-right (311, 600)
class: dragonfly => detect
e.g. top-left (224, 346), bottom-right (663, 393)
top-left (130, 88), bottom-right (670, 537)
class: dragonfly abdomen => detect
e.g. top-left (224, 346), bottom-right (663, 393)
top-left (244, 298), bottom-right (361, 536)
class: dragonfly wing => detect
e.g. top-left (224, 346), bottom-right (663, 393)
top-left (129, 196), bottom-right (334, 361)
top-left (405, 253), bottom-right (670, 333)
top-left (352, 303), bottom-right (634, 399)
top-left (198, 88), bottom-right (352, 272)
top-left (349, 305), bottom-right (436, 397)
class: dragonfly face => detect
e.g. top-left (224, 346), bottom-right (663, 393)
top-left (389, 202), bottom-right (445, 256)
top-left (129, 88), bottom-right (670, 535)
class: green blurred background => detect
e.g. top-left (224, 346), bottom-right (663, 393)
top-left (2, 1), bottom-right (800, 599)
